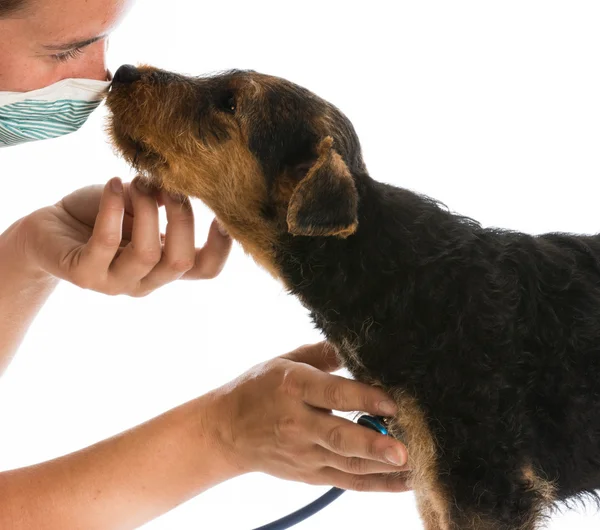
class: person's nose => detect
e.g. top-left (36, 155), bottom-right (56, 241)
top-left (65, 39), bottom-right (111, 82)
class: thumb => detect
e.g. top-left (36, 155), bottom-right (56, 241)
top-left (281, 342), bottom-right (342, 372)
top-left (60, 183), bottom-right (106, 227)
top-left (183, 218), bottom-right (232, 280)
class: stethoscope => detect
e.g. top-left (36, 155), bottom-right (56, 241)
top-left (251, 415), bottom-right (390, 530)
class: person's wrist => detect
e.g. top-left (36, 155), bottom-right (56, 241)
top-left (193, 388), bottom-right (248, 481)
top-left (1, 216), bottom-right (52, 282)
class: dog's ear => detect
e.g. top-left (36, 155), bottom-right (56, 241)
top-left (286, 137), bottom-right (358, 238)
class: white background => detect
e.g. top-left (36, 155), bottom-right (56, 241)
top-left (1, 1), bottom-right (600, 528)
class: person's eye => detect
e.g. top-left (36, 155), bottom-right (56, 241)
top-left (51, 47), bottom-right (85, 63)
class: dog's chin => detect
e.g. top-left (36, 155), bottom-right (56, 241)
top-left (110, 127), bottom-right (165, 181)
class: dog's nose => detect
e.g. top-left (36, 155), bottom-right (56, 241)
top-left (112, 64), bottom-right (141, 84)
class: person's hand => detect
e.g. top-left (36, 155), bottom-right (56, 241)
top-left (205, 342), bottom-right (410, 493)
top-left (14, 176), bottom-right (232, 296)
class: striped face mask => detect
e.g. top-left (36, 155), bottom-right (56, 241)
top-left (0, 78), bottom-right (111, 148)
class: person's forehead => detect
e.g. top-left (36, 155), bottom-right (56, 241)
top-left (21, 0), bottom-right (133, 47)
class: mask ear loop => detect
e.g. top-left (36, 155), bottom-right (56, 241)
top-left (250, 415), bottom-right (390, 530)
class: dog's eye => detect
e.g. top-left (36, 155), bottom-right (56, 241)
top-left (218, 91), bottom-right (236, 114)
top-left (227, 96), bottom-right (236, 112)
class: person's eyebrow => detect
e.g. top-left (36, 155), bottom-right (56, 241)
top-left (42, 35), bottom-right (104, 52)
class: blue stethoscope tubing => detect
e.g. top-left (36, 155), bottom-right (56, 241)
top-left (251, 415), bottom-right (389, 530)
top-left (251, 487), bottom-right (346, 530)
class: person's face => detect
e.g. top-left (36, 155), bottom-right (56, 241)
top-left (0, 0), bottom-right (134, 92)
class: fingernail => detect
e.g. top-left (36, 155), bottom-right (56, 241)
top-left (111, 177), bottom-right (123, 194)
top-left (216, 220), bottom-right (229, 237)
top-left (135, 177), bottom-right (152, 195)
top-left (384, 447), bottom-right (405, 466)
top-left (378, 400), bottom-right (397, 416)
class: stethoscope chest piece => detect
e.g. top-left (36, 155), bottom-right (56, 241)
top-left (251, 414), bottom-right (391, 530)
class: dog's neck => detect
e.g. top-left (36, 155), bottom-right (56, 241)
top-left (275, 173), bottom-right (479, 332)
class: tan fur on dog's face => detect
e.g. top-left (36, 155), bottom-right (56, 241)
top-left (106, 66), bottom-right (364, 278)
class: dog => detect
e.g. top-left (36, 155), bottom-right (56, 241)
top-left (105, 64), bottom-right (600, 530)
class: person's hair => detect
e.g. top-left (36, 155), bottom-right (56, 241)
top-left (0, 0), bottom-right (26, 17)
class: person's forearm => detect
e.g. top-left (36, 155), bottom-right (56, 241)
top-left (0, 391), bottom-right (240, 530)
top-left (0, 220), bottom-right (59, 375)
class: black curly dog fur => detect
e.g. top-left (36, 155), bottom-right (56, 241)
top-left (107, 65), bottom-right (600, 529)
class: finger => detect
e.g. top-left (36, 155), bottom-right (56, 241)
top-left (282, 342), bottom-right (341, 372)
top-left (78, 178), bottom-right (125, 273)
top-left (316, 445), bottom-right (407, 475)
top-left (122, 180), bottom-right (136, 217)
top-left (317, 468), bottom-right (411, 493)
top-left (311, 411), bottom-right (407, 467)
top-left (182, 218), bottom-right (232, 280)
top-left (293, 364), bottom-right (398, 417)
top-left (138, 191), bottom-right (196, 293)
top-left (120, 182), bottom-right (136, 238)
top-left (110, 177), bottom-right (162, 283)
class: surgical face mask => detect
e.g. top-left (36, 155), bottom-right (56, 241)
top-left (0, 78), bottom-right (111, 148)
